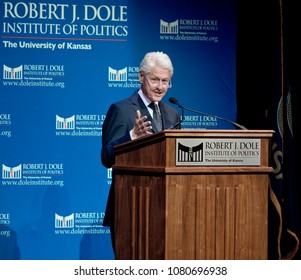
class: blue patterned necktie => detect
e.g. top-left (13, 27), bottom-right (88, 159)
top-left (149, 103), bottom-right (162, 131)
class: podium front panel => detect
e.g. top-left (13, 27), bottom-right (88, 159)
top-left (113, 130), bottom-right (273, 259)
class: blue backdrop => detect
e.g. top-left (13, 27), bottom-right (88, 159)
top-left (0, 0), bottom-right (237, 259)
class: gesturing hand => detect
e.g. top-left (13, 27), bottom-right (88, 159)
top-left (131, 110), bottom-right (153, 139)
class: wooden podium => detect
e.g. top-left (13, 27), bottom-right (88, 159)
top-left (112, 130), bottom-right (273, 260)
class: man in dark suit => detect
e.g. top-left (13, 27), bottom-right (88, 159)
top-left (101, 51), bottom-right (181, 253)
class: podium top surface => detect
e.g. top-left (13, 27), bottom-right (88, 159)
top-left (113, 129), bottom-right (274, 172)
top-left (157, 129), bottom-right (273, 137)
top-left (114, 129), bottom-right (274, 152)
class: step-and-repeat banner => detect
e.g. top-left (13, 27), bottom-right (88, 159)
top-left (0, 0), bottom-right (237, 259)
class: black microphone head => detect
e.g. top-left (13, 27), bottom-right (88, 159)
top-left (169, 97), bottom-right (178, 105)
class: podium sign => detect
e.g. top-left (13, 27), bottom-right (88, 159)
top-left (112, 130), bottom-right (273, 260)
top-left (176, 138), bottom-right (261, 166)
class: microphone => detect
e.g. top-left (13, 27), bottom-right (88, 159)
top-left (168, 97), bottom-right (247, 130)
top-left (167, 99), bottom-right (184, 129)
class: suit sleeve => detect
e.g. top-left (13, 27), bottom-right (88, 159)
top-left (101, 103), bottom-right (132, 168)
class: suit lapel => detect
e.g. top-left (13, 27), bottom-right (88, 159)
top-left (130, 91), bottom-right (154, 128)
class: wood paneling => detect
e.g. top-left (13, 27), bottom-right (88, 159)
top-left (113, 130), bottom-right (273, 259)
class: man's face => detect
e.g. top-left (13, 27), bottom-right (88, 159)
top-left (139, 66), bottom-right (171, 103)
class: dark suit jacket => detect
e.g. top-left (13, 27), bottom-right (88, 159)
top-left (101, 90), bottom-right (181, 168)
top-left (101, 91), bottom-right (181, 230)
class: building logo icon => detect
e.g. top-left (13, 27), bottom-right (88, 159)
top-left (160, 19), bottom-right (179, 34)
top-left (56, 115), bottom-right (75, 130)
top-left (3, 65), bottom-right (23, 80)
top-left (108, 67), bottom-right (127, 82)
top-left (2, 164), bottom-right (22, 179)
top-left (177, 142), bottom-right (203, 162)
top-left (55, 213), bottom-right (74, 228)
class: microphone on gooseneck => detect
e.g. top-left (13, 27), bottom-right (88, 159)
top-left (167, 97), bottom-right (184, 129)
top-left (168, 97), bottom-right (179, 106)
top-left (168, 97), bottom-right (247, 130)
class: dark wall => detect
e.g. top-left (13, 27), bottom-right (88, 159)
top-left (236, 0), bottom-right (300, 259)
top-left (237, 0), bottom-right (279, 129)
top-left (236, 0), bottom-right (298, 131)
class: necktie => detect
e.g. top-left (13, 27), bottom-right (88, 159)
top-left (149, 103), bottom-right (162, 131)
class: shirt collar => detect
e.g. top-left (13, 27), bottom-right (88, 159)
top-left (138, 88), bottom-right (158, 107)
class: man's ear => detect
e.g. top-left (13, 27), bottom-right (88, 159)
top-left (138, 71), bottom-right (144, 83)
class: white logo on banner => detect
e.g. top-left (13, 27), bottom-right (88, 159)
top-left (56, 115), bottom-right (75, 130)
top-left (3, 65), bottom-right (23, 80)
top-left (160, 19), bottom-right (179, 34)
top-left (2, 64), bottom-right (65, 88)
top-left (54, 212), bottom-right (110, 235)
top-left (55, 114), bottom-right (103, 137)
top-left (55, 213), bottom-right (74, 228)
top-left (2, 164), bottom-right (22, 179)
top-left (160, 18), bottom-right (219, 43)
top-left (0, 213), bottom-right (10, 225)
top-left (108, 67), bottom-right (127, 81)
top-left (1, 163), bottom-right (64, 187)
top-left (0, 213), bottom-right (11, 237)
top-left (0, 113), bottom-right (12, 138)
top-left (107, 66), bottom-right (140, 88)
